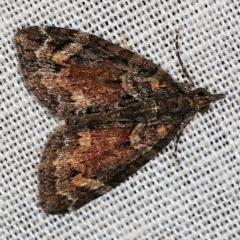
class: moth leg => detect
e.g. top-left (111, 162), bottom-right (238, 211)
top-left (121, 34), bottom-right (130, 50)
top-left (173, 114), bottom-right (194, 165)
top-left (175, 28), bottom-right (194, 89)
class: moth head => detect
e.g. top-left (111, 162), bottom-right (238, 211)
top-left (192, 88), bottom-right (225, 113)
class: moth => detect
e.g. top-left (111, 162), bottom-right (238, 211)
top-left (14, 26), bottom-right (225, 214)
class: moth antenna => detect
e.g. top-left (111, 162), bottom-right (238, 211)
top-left (173, 115), bottom-right (194, 165)
top-left (175, 28), bottom-right (194, 88)
top-left (122, 34), bottom-right (130, 50)
top-left (173, 131), bottom-right (181, 165)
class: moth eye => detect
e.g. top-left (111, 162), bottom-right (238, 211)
top-left (195, 88), bottom-right (208, 97)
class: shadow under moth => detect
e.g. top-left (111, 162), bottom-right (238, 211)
top-left (14, 26), bottom-right (225, 214)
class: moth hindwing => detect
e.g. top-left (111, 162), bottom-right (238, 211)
top-left (14, 26), bottom-right (225, 214)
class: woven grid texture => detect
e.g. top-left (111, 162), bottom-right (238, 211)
top-left (0, 0), bottom-right (239, 239)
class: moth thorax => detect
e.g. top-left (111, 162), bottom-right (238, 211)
top-left (165, 95), bottom-right (193, 114)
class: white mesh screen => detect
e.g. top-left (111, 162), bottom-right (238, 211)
top-left (0, 0), bottom-right (238, 239)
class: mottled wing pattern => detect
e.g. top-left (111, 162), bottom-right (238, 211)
top-left (14, 26), bottom-right (185, 214)
top-left (39, 122), bottom-right (178, 214)
top-left (14, 26), bottom-right (183, 119)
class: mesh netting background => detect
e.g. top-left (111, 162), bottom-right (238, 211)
top-left (0, 0), bottom-right (239, 239)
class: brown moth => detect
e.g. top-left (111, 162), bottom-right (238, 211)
top-left (14, 26), bottom-right (225, 214)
